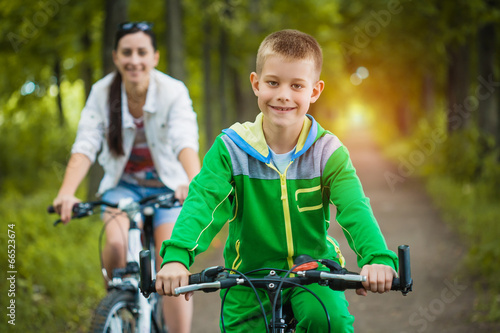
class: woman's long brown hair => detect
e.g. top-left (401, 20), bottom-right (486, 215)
top-left (107, 25), bottom-right (157, 156)
top-left (107, 71), bottom-right (124, 156)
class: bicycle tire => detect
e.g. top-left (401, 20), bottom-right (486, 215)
top-left (145, 228), bottom-right (167, 333)
top-left (151, 293), bottom-right (168, 333)
top-left (90, 290), bottom-right (138, 333)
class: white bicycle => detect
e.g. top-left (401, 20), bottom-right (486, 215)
top-left (49, 192), bottom-right (179, 332)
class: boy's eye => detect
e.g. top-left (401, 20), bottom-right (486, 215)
top-left (292, 84), bottom-right (303, 89)
top-left (268, 81), bottom-right (278, 87)
top-left (122, 49), bottom-right (132, 56)
top-left (138, 50), bottom-right (147, 56)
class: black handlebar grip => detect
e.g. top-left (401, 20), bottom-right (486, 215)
top-left (188, 266), bottom-right (224, 285)
top-left (391, 277), bottom-right (401, 290)
top-left (349, 280), bottom-right (364, 290)
top-left (48, 203), bottom-right (82, 215)
top-left (373, 245), bottom-right (413, 295)
top-left (396, 245), bottom-right (412, 295)
top-left (329, 279), bottom-right (364, 291)
top-left (189, 273), bottom-right (202, 285)
top-left (140, 250), bottom-right (155, 297)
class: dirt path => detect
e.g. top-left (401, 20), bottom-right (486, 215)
top-left (335, 129), bottom-right (499, 333)
top-left (188, 128), bottom-right (499, 332)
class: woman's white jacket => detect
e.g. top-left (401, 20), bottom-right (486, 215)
top-left (71, 69), bottom-right (199, 195)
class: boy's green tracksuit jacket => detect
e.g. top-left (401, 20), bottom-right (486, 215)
top-left (160, 113), bottom-right (398, 273)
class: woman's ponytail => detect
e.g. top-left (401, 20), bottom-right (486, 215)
top-left (107, 72), bottom-right (125, 156)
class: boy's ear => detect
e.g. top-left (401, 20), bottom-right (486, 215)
top-left (310, 80), bottom-right (325, 103)
top-left (250, 72), bottom-right (260, 96)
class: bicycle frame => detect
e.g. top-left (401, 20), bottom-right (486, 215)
top-left (108, 197), bottom-right (154, 332)
top-left (50, 192), bottom-right (178, 333)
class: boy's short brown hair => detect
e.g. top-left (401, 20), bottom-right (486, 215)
top-left (256, 29), bottom-right (323, 80)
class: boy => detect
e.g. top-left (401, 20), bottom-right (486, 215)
top-left (156, 29), bottom-right (397, 332)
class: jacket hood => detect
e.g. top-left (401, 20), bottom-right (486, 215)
top-left (222, 113), bottom-right (324, 164)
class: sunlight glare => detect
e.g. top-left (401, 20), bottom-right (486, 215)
top-left (350, 73), bottom-right (362, 86)
top-left (348, 103), bottom-right (369, 128)
top-left (356, 66), bottom-right (369, 79)
top-left (21, 81), bottom-right (36, 96)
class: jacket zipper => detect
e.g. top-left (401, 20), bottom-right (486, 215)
top-left (267, 161), bottom-right (295, 269)
top-left (231, 239), bottom-right (242, 272)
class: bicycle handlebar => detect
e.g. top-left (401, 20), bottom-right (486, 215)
top-left (140, 245), bottom-right (413, 298)
top-left (48, 193), bottom-right (179, 226)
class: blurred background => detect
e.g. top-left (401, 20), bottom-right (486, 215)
top-left (0, 0), bottom-right (499, 331)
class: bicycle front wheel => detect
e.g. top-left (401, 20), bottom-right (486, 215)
top-left (90, 290), bottom-right (138, 333)
top-left (151, 293), bottom-right (167, 333)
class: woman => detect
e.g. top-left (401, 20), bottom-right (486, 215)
top-left (52, 21), bottom-right (198, 333)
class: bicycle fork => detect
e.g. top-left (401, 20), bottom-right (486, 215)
top-left (129, 227), bottom-right (152, 332)
top-left (121, 199), bottom-right (154, 332)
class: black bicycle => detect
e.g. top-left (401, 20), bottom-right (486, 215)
top-left (140, 245), bottom-right (413, 333)
top-left (49, 192), bottom-right (179, 333)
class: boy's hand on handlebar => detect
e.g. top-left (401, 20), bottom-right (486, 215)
top-left (357, 264), bottom-right (397, 296)
top-left (156, 262), bottom-right (193, 301)
top-left (52, 194), bottom-right (81, 224)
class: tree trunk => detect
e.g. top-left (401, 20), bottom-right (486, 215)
top-left (420, 71), bottom-right (435, 116)
top-left (88, 0), bottom-right (129, 200)
top-left (81, 29), bottom-right (93, 100)
top-left (218, 24), bottom-right (229, 129)
top-left (54, 57), bottom-right (64, 127)
top-left (396, 100), bottom-right (411, 136)
top-left (102, 0), bottom-right (129, 75)
top-left (202, 8), bottom-right (214, 149)
top-left (231, 66), bottom-right (245, 123)
top-left (165, 0), bottom-right (186, 81)
top-left (477, 22), bottom-right (498, 146)
top-left (237, 0), bottom-right (261, 123)
top-left (446, 41), bottom-right (471, 133)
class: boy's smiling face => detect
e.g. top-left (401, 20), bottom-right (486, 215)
top-left (250, 55), bottom-right (324, 135)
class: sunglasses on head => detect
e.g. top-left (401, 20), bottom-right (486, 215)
top-left (118, 21), bottom-right (153, 32)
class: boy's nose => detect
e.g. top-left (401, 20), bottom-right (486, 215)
top-left (276, 87), bottom-right (290, 102)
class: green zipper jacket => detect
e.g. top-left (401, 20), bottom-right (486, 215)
top-left (160, 113), bottom-right (398, 273)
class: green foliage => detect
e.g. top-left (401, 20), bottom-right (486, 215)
top-left (437, 128), bottom-right (483, 182)
top-left (0, 72), bottom-right (102, 331)
top-left (0, 93), bottom-right (74, 195)
top-left (426, 174), bottom-right (500, 322)
top-left (0, 188), bottom-right (105, 332)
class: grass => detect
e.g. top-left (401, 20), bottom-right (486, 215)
top-left (0, 185), bottom-right (106, 332)
top-left (425, 174), bottom-right (500, 322)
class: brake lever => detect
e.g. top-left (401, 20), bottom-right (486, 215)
top-left (319, 258), bottom-right (343, 273)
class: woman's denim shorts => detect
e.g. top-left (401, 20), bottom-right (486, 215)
top-left (101, 180), bottom-right (182, 228)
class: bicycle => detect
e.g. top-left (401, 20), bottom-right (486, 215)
top-left (140, 245), bottom-right (413, 333)
top-left (49, 192), bottom-right (179, 333)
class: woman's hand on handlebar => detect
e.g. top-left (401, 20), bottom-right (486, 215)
top-left (174, 184), bottom-right (190, 204)
top-left (356, 264), bottom-right (397, 296)
top-left (52, 194), bottom-right (81, 224)
top-left (156, 262), bottom-right (193, 301)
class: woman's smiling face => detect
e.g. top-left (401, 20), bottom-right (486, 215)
top-left (112, 31), bottom-right (159, 85)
